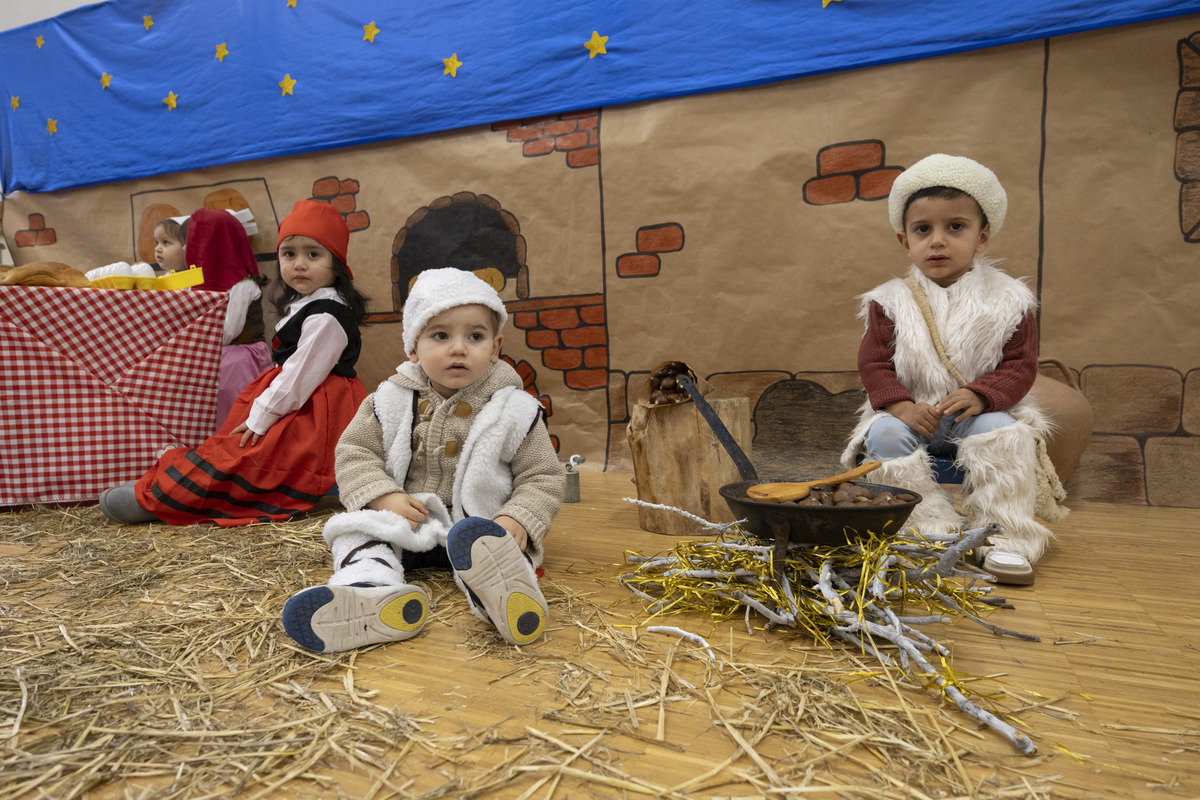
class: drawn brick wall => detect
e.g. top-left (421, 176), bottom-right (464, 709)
top-left (1175, 31), bottom-right (1200, 241)
top-left (492, 109), bottom-right (600, 168)
top-left (13, 213), bottom-right (56, 248)
top-left (616, 222), bottom-right (684, 278)
top-left (509, 294), bottom-right (607, 390)
top-left (311, 176), bottom-right (369, 232)
top-left (803, 140), bottom-right (904, 205)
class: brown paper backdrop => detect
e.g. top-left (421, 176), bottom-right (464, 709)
top-left (4, 15), bottom-right (1199, 507)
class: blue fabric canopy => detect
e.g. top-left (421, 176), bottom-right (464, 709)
top-left (2, 0), bottom-right (1199, 194)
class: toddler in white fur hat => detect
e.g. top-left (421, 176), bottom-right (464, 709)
top-left (283, 268), bottom-right (565, 652)
top-left (841, 154), bottom-right (1069, 585)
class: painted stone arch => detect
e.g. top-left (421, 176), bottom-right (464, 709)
top-left (134, 188), bottom-right (253, 264)
top-left (390, 191), bottom-right (528, 309)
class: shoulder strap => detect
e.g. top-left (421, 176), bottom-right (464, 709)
top-left (905, 275), bottom-right (967, 385)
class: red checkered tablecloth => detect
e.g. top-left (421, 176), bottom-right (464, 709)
top-left (0, 285), bottom-right (229, 506)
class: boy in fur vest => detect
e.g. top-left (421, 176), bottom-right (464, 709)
top-left (842, 153), bottom-right (1067, 585)
top-left (283, 268), bottom-right (564, 651)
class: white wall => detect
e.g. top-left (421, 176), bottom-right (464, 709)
top-left (1, 1), bottom-right (106, 32)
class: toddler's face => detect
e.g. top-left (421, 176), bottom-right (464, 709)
top-left (278, 235), bottom-right (335, 296)
top-left (154, 226), bottom-right (186, 272)
top-left (409, 304), bottom-right (502, 399)
top-left (897, 195), bottom-right (990, 287)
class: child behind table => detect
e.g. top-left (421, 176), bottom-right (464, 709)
top-left (98, 200), bottom-right (369, 527)
top-left (841, 153), bottom-right (1068, 585)
top-left (185, 208), bottom-right (274, 427)
top-left (152, 216), bottom-right (188, 273)
top-left (281, 268), bottom-right (565, 652)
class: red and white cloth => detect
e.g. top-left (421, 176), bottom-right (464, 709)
top-left (0, 285), bottom-right (228, 506)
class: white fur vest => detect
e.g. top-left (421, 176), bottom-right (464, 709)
top-left (841, 258), bottom-right (1049, 464)
top-left (374, 376), bottom-right (543, 521)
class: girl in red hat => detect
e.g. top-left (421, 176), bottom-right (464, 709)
top-left (99, 200), bottom-right (370, 527)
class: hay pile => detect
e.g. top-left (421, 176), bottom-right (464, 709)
top-left (1, 504), bottom-right (1060, 799)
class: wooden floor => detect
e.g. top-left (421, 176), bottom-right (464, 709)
top-left (3, 470), bottom-right (1199, 799)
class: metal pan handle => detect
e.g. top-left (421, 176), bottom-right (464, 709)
top-left (676, 374), bottom-right (758, 482)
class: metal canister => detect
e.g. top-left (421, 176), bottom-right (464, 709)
top-left (563, 454), bottom-right (585, 503)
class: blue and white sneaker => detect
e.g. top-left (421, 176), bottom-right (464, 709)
top-left (447, 518), bottom-right (547, 646)
top-left (282, 583), bottom-right (428, 652)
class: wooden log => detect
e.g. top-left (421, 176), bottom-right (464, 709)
top-left (626, 397), bottom-right (752, 535)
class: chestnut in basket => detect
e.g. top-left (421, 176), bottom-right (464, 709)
top-left (794, 482), bottom-right (916, 507)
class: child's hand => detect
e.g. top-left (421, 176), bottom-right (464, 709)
top-left (231, 422), bottom-right (262, 448)
top-left (493, 515), bottom-right (529, 551)
top-left (367, 492), bottom-right (429, 530)
top-left (936, 388), bottom-right (986, 422)
top-left (886, 400), bottom-right (941, 436)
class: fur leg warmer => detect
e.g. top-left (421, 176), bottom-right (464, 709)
top-left (874, 447), bottom-right (965, 537)
top-left (956, 423), bottom-right (1055, 564)
top-left (323, 494), bottom-right (455, 586)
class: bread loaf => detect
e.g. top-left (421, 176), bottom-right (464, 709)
top-left (0, 261), bottom-right (91, 287)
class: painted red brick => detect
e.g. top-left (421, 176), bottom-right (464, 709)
top-left (567, 148), bottom-right (599, 168)
top-left (513, 311), bottom-right (538, 328)
top-left (562, 325), bottom-right (606, 348)
top-left (804, 175), bottom-right (857, 205)
top-left (28, 214), bottom-right (45, 231)
top-left (616, 253), bottom-right (661, 278)
top-left (543, 348), bottom-right (583, 370)
top-left (14, 230), bottom-right (37, 248)
top-left (543, 119), bottom-right (578, 136)
top-left (524, 138), bottom-right (555, 157)
top-left (491, 119), bottom-right (522, 131)
top-left (526, 329), bottom-right (560, 349)
top-left (345, 211), bottom-right (369, 231)
top-left (507, 125), bottom-right (544, 142)
top-left (539, 308), bottom-right (580, 329)
top-left (514, 360), bottom-right (535, 381)
top-left (538, 394), bottom-right (553, 415)
top-left (330, 194), bottom-right (357, 214)
top-left (339, 179), bottom-right (360, 194)
top-left (36, 230), bottom-right (56, 246)
top-left (818, 142), bottom-right (883, 175)
top-left (566, 369), bottom-right (607, 390)
top-left (583, 346), bottom-right (608, 368)
top-left (554, 131), bottom-right (589, 151)
top-left (580, 304), bottom-right (605, 325)
top-left (312, 177), bottom-right (341, 197)
top-left (637, 224), bottom-right (683, 253)
top-left (560, 108), bottom-right (599, 119)
top-left (859, 168), bottom-right (903, 200)
top-left (576, 115), bottom-right (598, 130)
top-left (588, 129), bottom-right (598, 146)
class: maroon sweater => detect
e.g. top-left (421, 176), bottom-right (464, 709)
top-left (858, 301), bottom-right (1039, 412)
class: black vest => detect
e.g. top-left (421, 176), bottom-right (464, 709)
top-left (271, 299), bottom-right (361, 378)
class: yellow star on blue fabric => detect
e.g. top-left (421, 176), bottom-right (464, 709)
top-left (163, 91), bottom-right (178, 110)
top-left (279, 74), bottom-right (297, 96)
top-left (143, 15), bottom-right (153, 30)
top-left (47, 118), bottom-right (57, 136)
top-left (10, 97), bottom-right (18, 111)
top-left (287, 0), bottom-right (297, 7)
top-left (36, 35), bottom-right (44, 48)
top-left (822, 0), bottom-right (842, 7)
top-left (443, 53), bottom-right (462, 77)
top-left (363, 21), bottom-right (380, 43)
top-left (584, 31), bottom-right (608, 59)
top-left (101, 73), bottom-right (112, 89)
top-left (215, 43), bottom-right (229, 62)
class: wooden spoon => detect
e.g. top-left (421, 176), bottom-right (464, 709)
top-left (745, 461), bottom-right (883, 503)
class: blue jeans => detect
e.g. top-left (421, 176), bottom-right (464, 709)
top-left (864, 412), bottom-right (1016, 460)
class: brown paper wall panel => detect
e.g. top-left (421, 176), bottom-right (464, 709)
top-left (1145, 436), bottom-right (1200, 507)
top-left (1082, 366), bottom-right (1183, 435)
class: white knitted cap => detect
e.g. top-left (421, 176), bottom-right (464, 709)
top-left (888, 154), bottom-right (1007, 236)
top-left (402, 268), bottom-right (508, 355)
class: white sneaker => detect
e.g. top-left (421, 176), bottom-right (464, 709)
top-left (282, 583), bottom-right (428, 652)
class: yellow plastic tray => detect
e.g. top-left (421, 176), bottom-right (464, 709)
top-left (89, 275), bottom-right (156, 290)
top-left (155, 266), bottom-right (204, 290)
top-left (88, 266), bottom-right (204, 291)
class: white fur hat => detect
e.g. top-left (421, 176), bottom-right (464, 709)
top-left (402, 268), bottom-right (508, 355)
top-left (888, 154), bottom-right (1007, 236)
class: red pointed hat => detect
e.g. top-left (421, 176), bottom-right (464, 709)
top-left (277, 200), bottom-right (352, 277)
